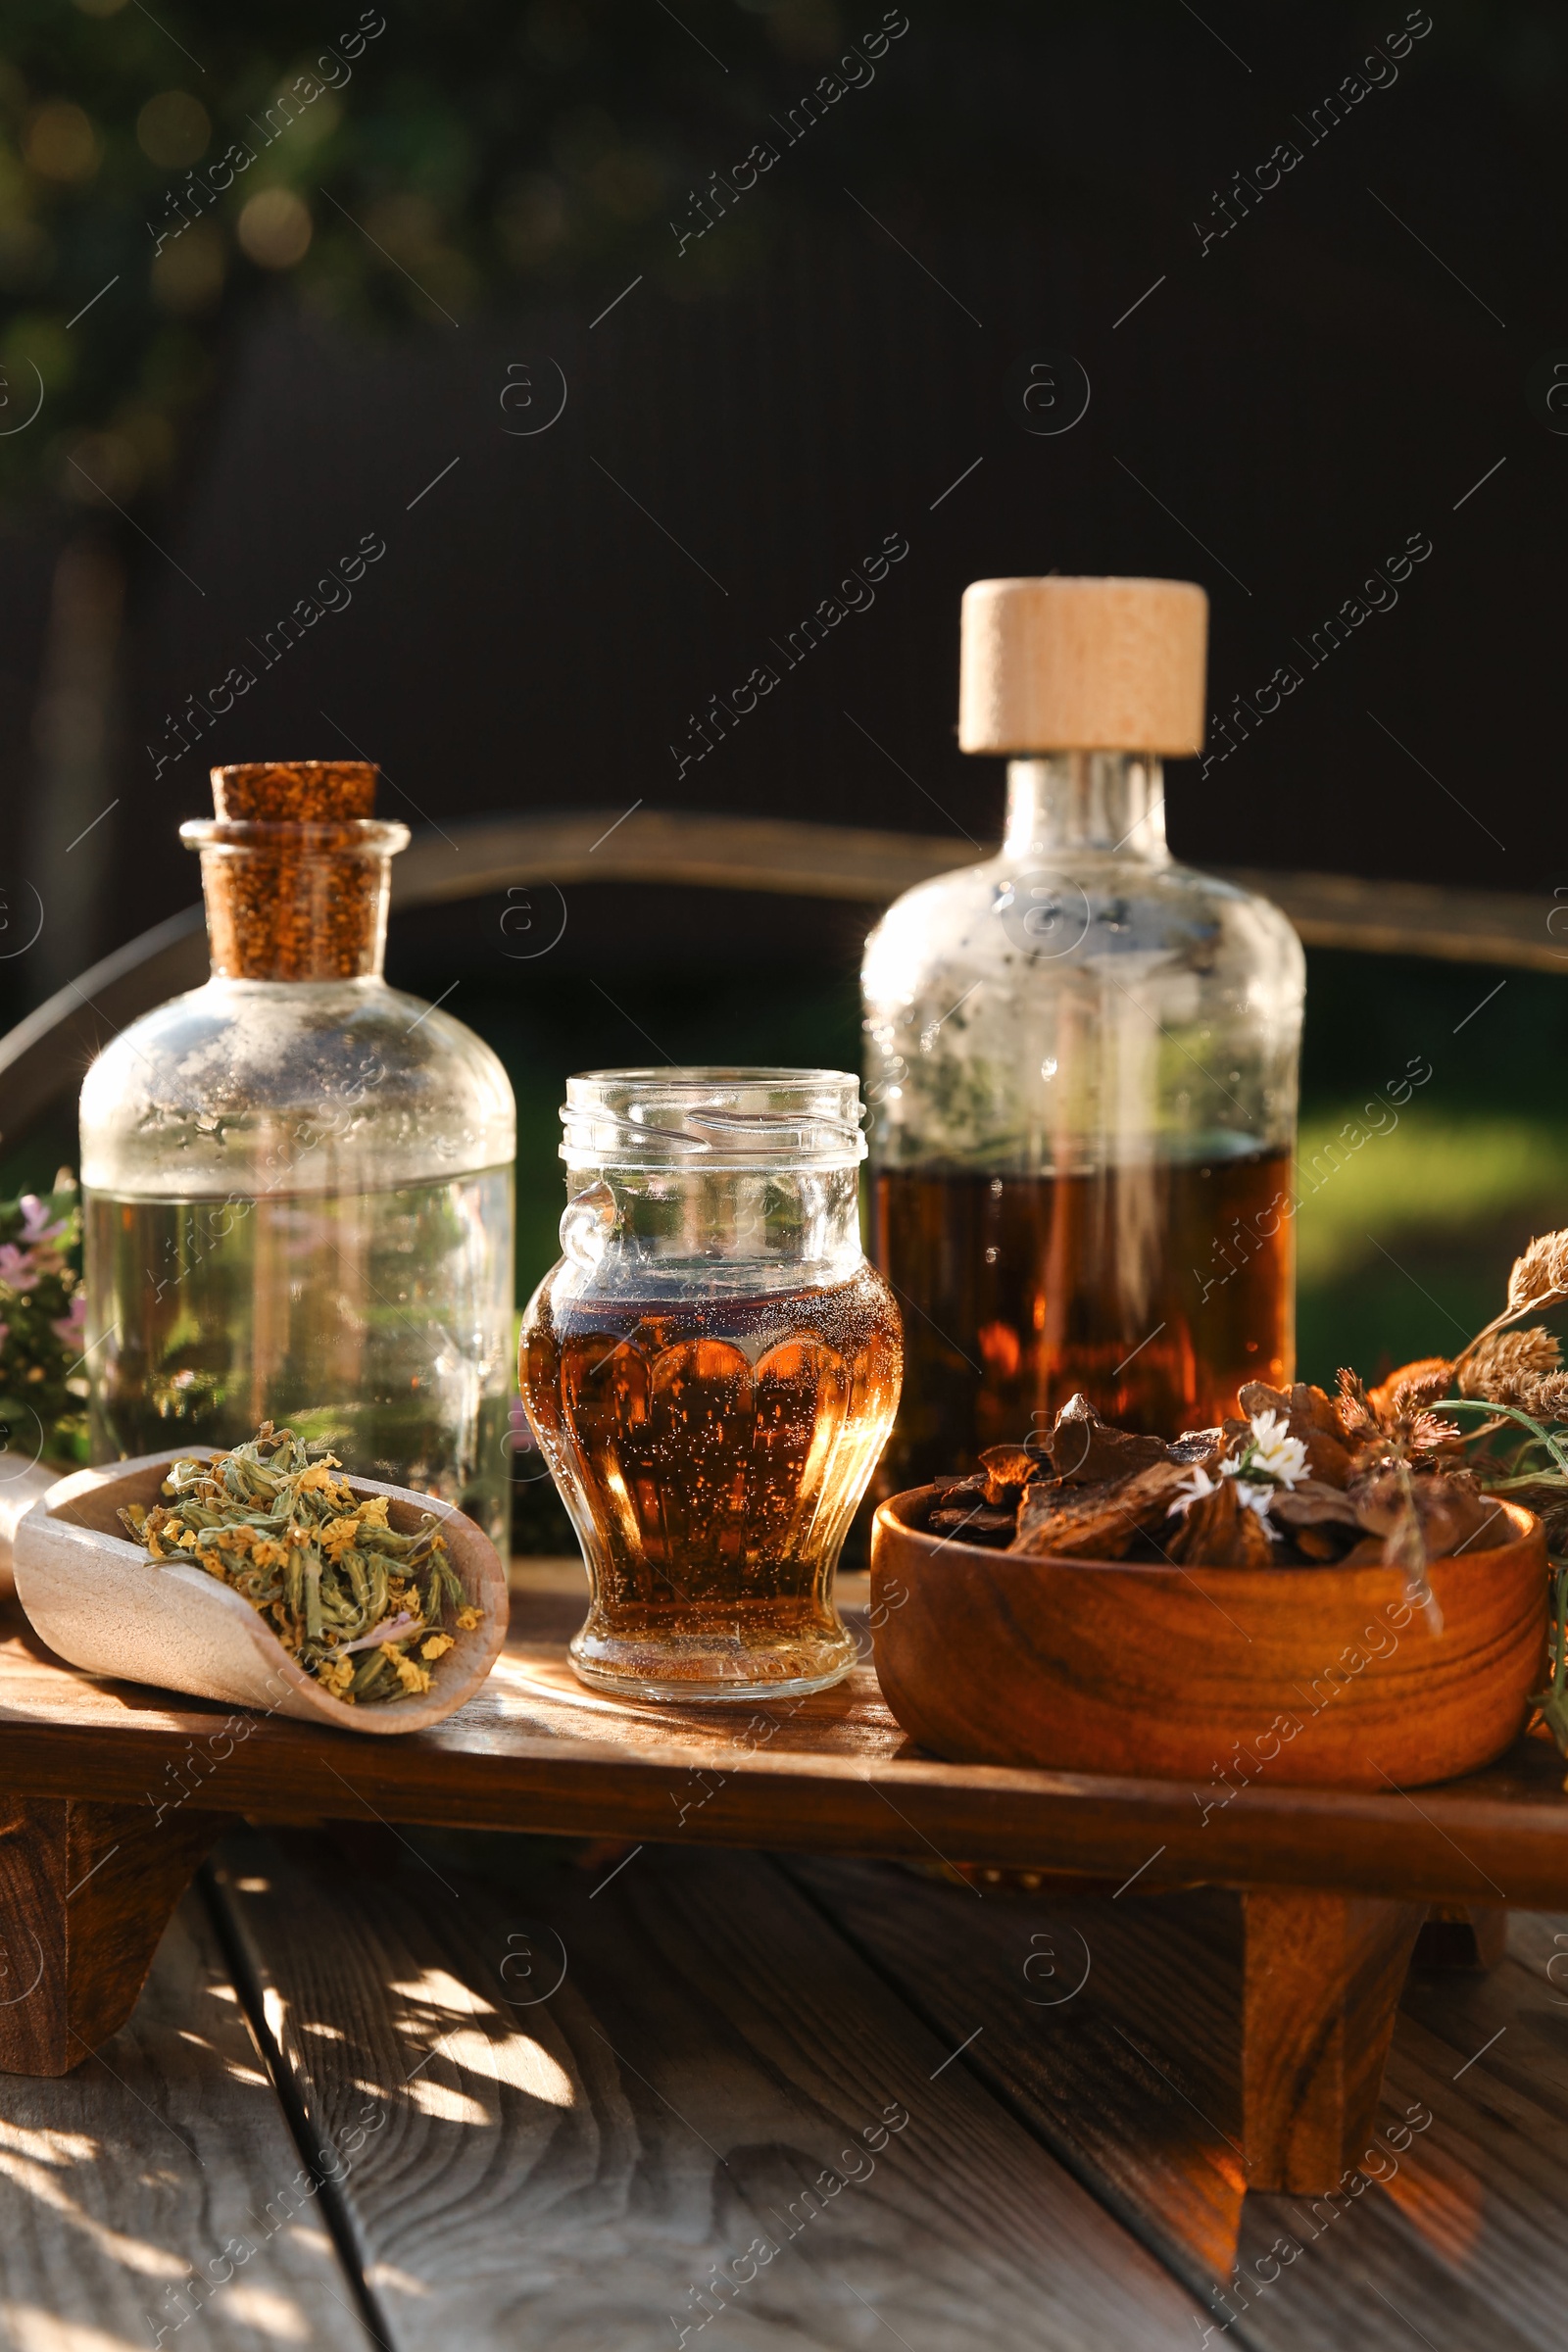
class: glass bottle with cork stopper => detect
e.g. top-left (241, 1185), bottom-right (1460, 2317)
top-left (79, 760), bottom-right (516, 1544)
top-left (861, 575), bottom-right (1304, 1491)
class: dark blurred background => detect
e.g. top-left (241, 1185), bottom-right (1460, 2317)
top-left (3, 0), bottom-right (1566, 1443)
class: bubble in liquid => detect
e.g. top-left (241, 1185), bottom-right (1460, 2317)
top-left (1040, 1056), bottom-right (1058, 1081)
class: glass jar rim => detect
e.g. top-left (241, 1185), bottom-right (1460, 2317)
top-left (561, 1066), bottom-right (867, 1169)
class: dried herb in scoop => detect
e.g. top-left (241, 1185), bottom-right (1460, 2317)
top-left (119, 1422), bottom-right (479, 1704)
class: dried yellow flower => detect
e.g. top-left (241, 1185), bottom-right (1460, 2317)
top-left (119, 1426), bottom-right (476, 1705)
top-left (419, 1633), bottom-right (454, 1661)
top-left (382, 1645), bottom-right (432, 1695)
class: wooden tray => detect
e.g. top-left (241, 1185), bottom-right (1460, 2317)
top-left (1, 1567), bottom-right (1565, 2193)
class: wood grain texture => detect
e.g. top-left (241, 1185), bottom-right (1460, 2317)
top-left (1241, 1892), bottom-right (1426, 2193)
top-left (0, 1887), bottom-right (370, 2349)
top-left (786, 1856), bottom-right (1568, 2349)
top-left (870, 1493), bottom-right (1548, 1788)
top-left (956, 575), bottom-right (1208, 755)
top-left (207, 1826), bottom-right (1208, 2351)
top-left (0, 1797), bottom-right (229, 2075)
top-left (0, 1591), bottom-right (1564, 1907)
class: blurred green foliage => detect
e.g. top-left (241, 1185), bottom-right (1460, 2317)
top-left (1, 0), bottom-right (923, 513)
top-left (1291, 952), bottom-right (1568, 1387)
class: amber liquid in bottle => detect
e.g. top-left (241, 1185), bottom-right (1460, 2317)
top-left (871, 1147), bottom-right (1292, 1491)
top-left (521, 1266), bottom-right (901, 1692)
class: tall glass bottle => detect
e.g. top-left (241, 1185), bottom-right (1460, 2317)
top-left (79, 760), bottom-right (516, 1546)
top-left (862, 576), bottom-right (1304, 1490)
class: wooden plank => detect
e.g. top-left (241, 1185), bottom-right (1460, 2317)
top-left (0, 1886), bottom-right (371, 2350)
top-left (0, 1796), bottom-right (229, 2075)
top-left (1, 1591), bottom-right (1566, 1909)
top-left (1218, 864), bottom-right (1565, 973)
top-left (786, 1857), bottom-right (1568, 2349)
top-left (395, 807), bottom-right (972, 908)
top-left (208, 1826), bottom-right (1208, 2350)
top-left (1240, 1890), bottom-right (1426, 2194)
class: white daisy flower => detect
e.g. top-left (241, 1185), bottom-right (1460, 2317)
top-left (1171, 1465), bottom-right (1220, 1516)
top-left (1241, 1409), bottom-right (1308, 1489)
top-left (1173, 1409), bottom-right (1307, 1524)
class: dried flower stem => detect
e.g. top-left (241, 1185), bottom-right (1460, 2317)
top-left (1459, 1228), bottom-right (1568, 1359)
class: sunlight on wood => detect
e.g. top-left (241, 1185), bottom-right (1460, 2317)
top-left (389, 1966), bottom-right (484, 2015)
top-left (0, 2150), bottom-right (189, 2274)
top-left (441, 2026), bottom-right (576, 2107)
top-left (0, 2124), bottom-right (97, 2164)
top-left (407, 2076), bottom-right (493, 2127)
top-left (9, 2309), bottom-right (144, 2352)
top-left (224, 2283), bottom-right (312, 2340)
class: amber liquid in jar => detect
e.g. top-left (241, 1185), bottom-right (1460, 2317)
top-left (871, 1146), bottom-right (1292, 1491)
top-left (521, 1265), bottom-right (901, 1698)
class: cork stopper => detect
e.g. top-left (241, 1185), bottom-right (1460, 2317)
top-left (211, 760), bottom-right (378, 821)
top-left (958, 576), bottom-right (1208, 756)
top-left (182, 760), bottom-right (409, 981)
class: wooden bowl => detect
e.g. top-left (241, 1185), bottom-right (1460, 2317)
top-left (13, 1450), bottom-right (509, 1735)
top-left (870, 1488), bottom-right (1548, 1788)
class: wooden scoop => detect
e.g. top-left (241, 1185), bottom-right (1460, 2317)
top-left (12, 1449), bottom-right (509, 1735)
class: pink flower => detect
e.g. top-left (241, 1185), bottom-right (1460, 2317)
top-left (52, 1296), bottom-right (87, 1348)
top-left (18, 1197), bottom-right (65, 1247)
top-left (0, 1246), bottom-right (38, 1293)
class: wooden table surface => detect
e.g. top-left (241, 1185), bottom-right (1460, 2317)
top-left (2, 1825), bottom-right (1563, 2350)
top-left (4, 1567), bottom-right (1568, 2346)
top-left (1, 1570), bottom-right (1564, 1911)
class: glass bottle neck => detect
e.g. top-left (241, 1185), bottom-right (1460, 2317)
top-left (187, 836), bottom-right (398, 980)
top-left (1003, 754), bottom-right (1168, 862)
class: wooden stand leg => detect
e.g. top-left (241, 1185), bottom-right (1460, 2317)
top-left (0, 1799), bottom-right (230, 2076)
top-left (1412, 1903), bottom-right (1509, 1971)
top-left (1242, 1889), bottom-right (1425, 2194)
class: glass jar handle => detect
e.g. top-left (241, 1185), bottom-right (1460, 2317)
top-left (560, 1178), bottom-right (618, 1272)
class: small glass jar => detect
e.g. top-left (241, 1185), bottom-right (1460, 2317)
top-left (519, 1068), bottom-right (902, 1702)
top-left (79, 761), bottom-right (516, 1545)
